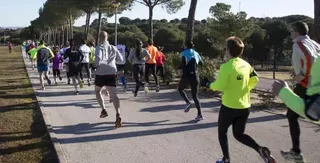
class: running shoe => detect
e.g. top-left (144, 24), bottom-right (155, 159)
top-left (59, 76), bottom-right (62, 81)
top-left (109, 99), bottom-right (113, 103)
top-left (259, 147), bottom-right (276, 163)
top-left (88, 80), bottom-right (91, 86)
top-left (75, 91), bottom-right (79, 95)
top-left (79, 82), bottom-right (84, 89)
top-left (280, 149), bottom-right (305, 163)
top-left (216, 158), bottom-right (230, 163)
top-left (100, 109), bottom-right (108, 118)
top-left (47, 79), bottom-right (52, 85)
top-left (195, 115), bottom-right (204, 121)
top-left (184, 103), bottom-right (192, 113)
top-left (123, 86), bottom-right (127, 92)
top-left (115, 114), bottom-right (122, 128)
top-left (144, 86), bottom-right (149, 94)
top-left (67, 80), bottom-right (70, 85)
top-left (156, 85), bottom-right (160, 92)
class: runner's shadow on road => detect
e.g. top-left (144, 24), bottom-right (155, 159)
top-left (56, 114), bottom-right (284, 144)
top-left (41, 101), bottom-right (100, 109)
top-left (140, 101), bottom-right (220, 113)
top-left (37, 90), bottom-right (95, 97)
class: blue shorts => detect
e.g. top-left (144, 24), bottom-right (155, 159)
top-left (38, 65), bottom-right (49, 72)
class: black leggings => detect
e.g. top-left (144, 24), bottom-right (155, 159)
top-left (145, 63), bottom-right (158, 86)
top-left (157, 65), bottom-right (164, 79)
top-left (178, 75), bottom-right (202, 116)
top-left (286, 84), bottom-right (306, 154)
top-left (133, 64), bottom-right (145, 94)
top-left (218, 105), bottom-right (261, 160)
top-left (80, 63), bottom-right (90, 81)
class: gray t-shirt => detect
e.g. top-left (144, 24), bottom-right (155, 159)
top-left (128, 48), bottom-right (151, 65)
top-left (94, 41), bottom-right (123, 75)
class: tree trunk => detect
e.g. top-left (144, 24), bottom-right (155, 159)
top-left (85, 12), bottom-right (89, 34)
top-left (66, 25), bottom-right (69, 43)
top-left (69, 10), bottom-right (73, 39)
top-left (61, 26), bottom-right (65, 46)
top-left (96, 7), bottom-right (102, 44)
top-left (315, 0), bottom-right (320, 43)
top-left (148, 6), bottom-right (154, 41)
top-left (86, 12), bottom-right (92, 40)
top-left (273, 48), bottom-right (277, 79)
top-left (185, 0), bottom-right (198, 43)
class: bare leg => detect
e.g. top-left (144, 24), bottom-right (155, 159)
top-left (107, 86), bottom-right (120, 114)
top-left (39, 71), bottom-right (44, 89)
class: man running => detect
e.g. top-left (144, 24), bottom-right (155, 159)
top-left (36, 40), bottom-right (53, 90)
top-left (93, 31), bottom-right (123, 128)
top-left (64, 39), bottom-right (84, 94)
top-left (89, 41), bottom-right (96, 79)
top-left (60, 44), bottom-right (71, 84)
top-left (116, 44), bottom-right (127, 91)
top-left (145, 40), bottom-right (160, 92)
top-left (276, 22), bottom-right (320, 163)
top-left (179, 41), bottom-right (204, 121)
top-left (28, 46), bottom-right (38, 70)
top-left (79, 39), bottom-right (91, 86)
top-left (209, 37), bottom-right (275, 163)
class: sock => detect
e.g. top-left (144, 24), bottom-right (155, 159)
top-left (120, 76), bottom-right (126, 87)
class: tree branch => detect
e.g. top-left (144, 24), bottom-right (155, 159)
top-left (134, 0), bottom-right (148, 6)
top-left (154, 0), bottom-right (171, 6)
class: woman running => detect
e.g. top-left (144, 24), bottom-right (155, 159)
top-left (28, 46), bottom-right (38, 70)
top-left (52, 47), bottom-right (63, 85)
top-left (178, 41), bottom-right (203, 121)
top-left (156, 46), bottom-right (166, 83)
top-left (64, 39), bottom-right (84, 94)
top-left (128, 39), bottom-right (151, 97)
top-left (209, 37), bottom-right (276, 163)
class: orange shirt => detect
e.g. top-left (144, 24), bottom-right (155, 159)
top-left (146, 45), bottom-right (160, 64)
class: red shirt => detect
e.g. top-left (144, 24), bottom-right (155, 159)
top-left (156, 52), bottom-right (166, 66)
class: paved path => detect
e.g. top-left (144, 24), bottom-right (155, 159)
top-left (23, 54), bottom-right (320, 163)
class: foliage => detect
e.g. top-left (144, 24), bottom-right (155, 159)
top-left (154, 27), bottom-right (184, 52)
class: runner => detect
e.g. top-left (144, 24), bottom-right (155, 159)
top-left (93, 31), bottom-right (123, 128)
top-left (88, 41), bottom-right (96, 79)
top-left (60, 44), bottom-right (71, 84)
top-left (116, 44), bottom-right (128, 91)
top-left (79, 39), bottom-right (91, 86)
top-left (36, 40), bottom-right (53, 90)
top-left (52, 46), bottom-right (63, 85)
top-left (178, 41), bottom-right (204, 121)
top-left (8, 41), bottom-right (12, 53)
top-left (64, 39), bottom-right (84, 94)
top-left (28, 46), bottom-right (38, 70)
top-left (209, 37), bottom-right (275, 163)
top-left (128, 39), bottom-right (151, 97)
top-left (156, 46), bottom-right (166, 83)
top-left (145, 40), bottom-right (160, 92)
top-left (276, 22), bottom-right (319, 163)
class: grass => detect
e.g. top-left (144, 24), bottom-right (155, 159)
top-left (0, 47), bottom-right (58, 163)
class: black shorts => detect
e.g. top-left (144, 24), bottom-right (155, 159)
top-left (116, 64), bottom-right (125, 72)
top-left (52, 69), bottom-right (61, 77)
top-left (68, 63), bottom-right (81, 77)
top-left (95, 74), bottom-right (117, 87)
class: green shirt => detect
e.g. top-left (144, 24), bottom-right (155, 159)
top-left (210, 57), bottom-right (258, 109)
top-left (89, 47), bottom-right (95, 63)
top-left (279, 57), bottom-right (320, 119)
top-left (28, 48), bottom-right (38, 59)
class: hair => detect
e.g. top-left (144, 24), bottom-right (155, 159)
top-left (226, 36), bottom-right (244, 58)
top-left (99, 31), bottom-right (108, 42)
top-left (291, 21), bottom-right (309, 36)
top-left (148, 39), bottom-right (153, 46)
top-left (89, 41), bottom-right (95, 47)
top-left (185, 41), bottom-right (194, 49)
top-left (158, 46), bottom-right (164, 51)
top-left (135, 38), bottom-right (143, 60)
top-left (40, 40), bottom-right (45, 45)
top-left (81, 39), bottom-right (86, 45)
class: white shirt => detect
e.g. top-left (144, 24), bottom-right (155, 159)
top-left (79, 44), bottom-right (91, 63)
top-left (116, 44), bottom-right (126, 65)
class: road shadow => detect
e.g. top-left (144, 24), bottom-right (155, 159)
top-left (0, 102), bottom-right (37, 113)
top-left (55, 114), bottom-right (285, 145)
top-left (41, 100), bottom-right (100, 109)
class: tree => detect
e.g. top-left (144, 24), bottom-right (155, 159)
top-left (119, 17), bottom-right (131, 25)
top-left (134, 0), bottom-right (184, 41)
top-left (154, 27), bottom-right (184, 52)
top-left (315, 0), bottom-right (320, 42)
top-left (185, 0), bottom-right (198, 43)
top-left (91, 18), bottom-right (108, 28)
top-left (160, 19), bottom-right (168, 23)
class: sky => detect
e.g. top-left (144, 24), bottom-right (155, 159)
top-left (0, 0), bottom-right (314, 27)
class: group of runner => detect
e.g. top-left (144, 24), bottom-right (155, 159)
top-left (22, 21), bottom-right (320, 163)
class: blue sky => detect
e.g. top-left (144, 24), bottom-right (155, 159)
top-left (0, 0), bottom-right (314, 27)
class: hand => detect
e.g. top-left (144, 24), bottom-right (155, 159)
top-left (272, 80), bottom-right (288, 95)
top-left (294, 75), bottom-right (305, 82)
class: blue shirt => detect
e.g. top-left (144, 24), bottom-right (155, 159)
top-left (181, 49), bottom-right (203, 76)
top-left (181, 49), bottom-right (202, 64)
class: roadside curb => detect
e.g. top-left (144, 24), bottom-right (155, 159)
top-left (21, 48), bottom-right (69, 163)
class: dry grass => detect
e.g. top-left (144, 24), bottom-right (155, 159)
top-left (257, 71), bottom-right (292, 81)
top-left (0, 47), bottom-right (58, 163)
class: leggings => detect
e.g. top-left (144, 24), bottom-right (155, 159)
top-left (178, 75), bottom-right (202, 116)
top-left (145, 63), bottom-right (158, 86)
top-left (286, 84), bottom-right (306, 154)
top-left (80, 63), bottom-right (91, 81)
top-left (218, 105), bottom-right (261, 160)
top-left (157, 65), bottom-right (164, 79)
top-left (133, 64), bottom-right (145, 94)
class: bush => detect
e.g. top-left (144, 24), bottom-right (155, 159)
top-left (164, 52), bottom-right (181, 81)
top-left (198, 56), bottom-right (218, 82)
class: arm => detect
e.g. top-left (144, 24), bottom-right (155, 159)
top-left (279, 87), bottom-right (307, 118)
top-left (48, 48), bottom-right (54, 59)
top-left (79, 50), bottom-right (84, 62)
top-left (248, 67), bottom-right (259, 90)
top-left (292, 44), bottom-right (304, 81)
top-left (144, 50), bottom-right (152, 62)
top-left (179, 55), bottom-right (187, 69)
top-left (115, 47), bottom-right (124, 63)
top-left (93, 46), bottom-right (102, 68)
top-left (209, 64), bottom-right (229, 92)
top-left (128, 50), bottom-right (133, 63)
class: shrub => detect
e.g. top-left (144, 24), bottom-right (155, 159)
top-left (199, 56), bottom-right (218, 82)
top-left (164, 52), bottom-right (181, 81)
